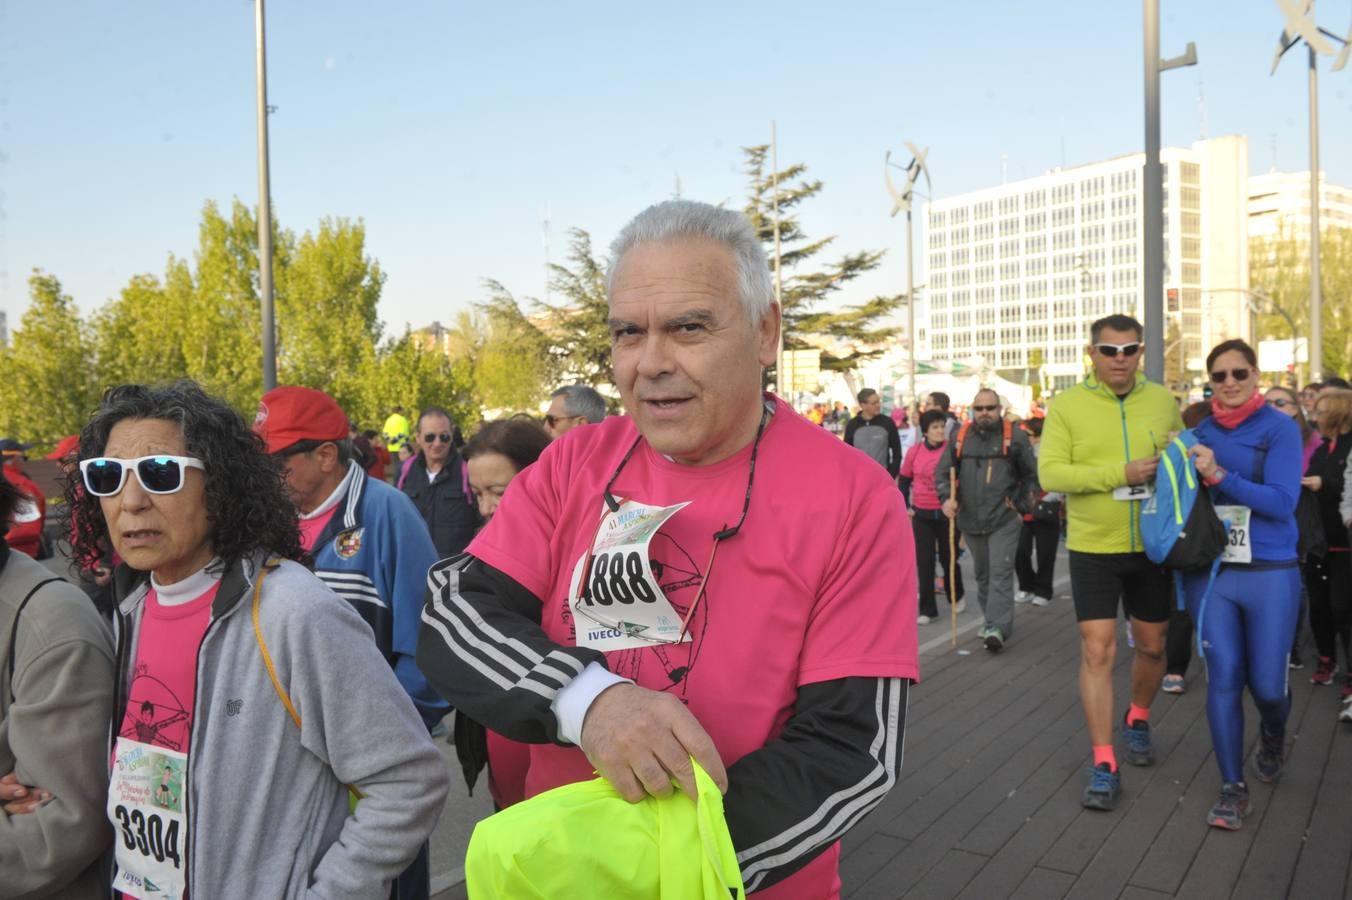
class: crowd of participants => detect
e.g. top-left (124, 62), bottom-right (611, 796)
top-left (829, 314), bottom-right (1349, 831)
top-left (0, 199), bottom-right (1343, 899)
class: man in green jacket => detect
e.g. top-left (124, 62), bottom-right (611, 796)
top-left (1039, 314), bottom-right (1184, 812)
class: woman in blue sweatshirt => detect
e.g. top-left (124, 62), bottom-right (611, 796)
top-left (1185, 339), bottom-right (1302, 831)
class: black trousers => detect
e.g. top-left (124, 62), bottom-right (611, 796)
top-left (1014, 519), bottom-right (1058, 600)
top-left (1304, 553), bottom-right (1352, 662)
top-left (1165, 608), bottom-right (1194, 677)
top-left (912, 508), bottom-right (965, 618)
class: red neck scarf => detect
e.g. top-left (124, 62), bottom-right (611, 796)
top-left (1211, 390), bottom-right (1265, 429)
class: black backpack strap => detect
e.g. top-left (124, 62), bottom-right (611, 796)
top-left (8, 578), bottom-right (62, 702)
top-left (1251, 433), bottom-right (1270, 484)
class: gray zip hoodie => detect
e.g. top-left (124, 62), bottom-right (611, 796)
top-left (111, 554), bottom-right (449, 899)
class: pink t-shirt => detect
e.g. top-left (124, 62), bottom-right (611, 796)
top-left (117, 584), bottom-right (219, 752)
top-left (900, 440), bottom-right (947, 511)
top-left (299, 505), bottom-right (339, 552)
top-left (468, 398), bottom-right (918, 899)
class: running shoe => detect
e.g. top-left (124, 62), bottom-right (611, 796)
top-left (1254, 725), bottom-right (1285, 783)
top-left (1081, 763), bottom-right (1120, 811)
top-left (1161, 674), bottom-right (1185, 694)
top-left (1015, 590), bottom-right (1032, 604)
top-left (1311, 656), bottom-right (1335, 685)
top-left (1339, 696), bottom-right (1352, 724)
top-left (954, 598), bottom-right (967, 614)
top-left (1031, 595), bottom-right (1050, 608)
top-left (1122, 714), bottom-right (1154, 766)
top-left (1207, 782), bottom-right (1250, 830)
top-left (917, 615), bottom-right (933, 625)
top-left (980, 625), bottom-right (1004, 653)
top-left (1289, 651), bottom-right (1304, 670)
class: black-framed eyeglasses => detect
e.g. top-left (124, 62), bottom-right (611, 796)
top-left (80, 455), bottom-right (205, 496)
top-left (1210, 368), bottom-right (1251, 384)
top-left (1268, 398), bottom-right (1294, 409)
top-left (1094, 342), bottom-right (1141, 358)
top-left (971, 404), bottom-right (999, 413)
top-left (572, 400), bottom-right (772, 644)
top-left (423, 432), bottom-right (452, 443)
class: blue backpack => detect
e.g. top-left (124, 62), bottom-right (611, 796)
top-left (1140, 430), bottom-right (1228, 571)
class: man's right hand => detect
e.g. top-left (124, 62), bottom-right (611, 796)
top-left (1124, 455), bottom-right (1160, 486)
top-left (942, 498), bottom-right (958, 519)
top-left (580, 682), bottom-right (728, 803)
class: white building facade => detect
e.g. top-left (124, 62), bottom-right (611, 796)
top-left (1248, 170), bottom-right (1352, 242)
top-left (921, 135), bottom-right (1250, 391)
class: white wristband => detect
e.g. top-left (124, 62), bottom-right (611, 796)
top-left (550, 662), bottom-right (632, 746)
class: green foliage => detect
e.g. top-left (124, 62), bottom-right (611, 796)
top-left (0, 272), bottom-right (102, 445)
top-left (1251, 224), bottom-right (1352, 381)
top-left (535, 229), bottom-right (613, 386)
top-left (741, 145), bottom-right (902, 373)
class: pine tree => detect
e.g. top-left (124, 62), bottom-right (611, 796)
top-left (741, 145), bottom-right (903, 374)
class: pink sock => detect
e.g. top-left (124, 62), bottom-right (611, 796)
top-left (1093, 745), bottom-right (1117, 771)
top-left (1128, 703), bottom-right (1150, 724)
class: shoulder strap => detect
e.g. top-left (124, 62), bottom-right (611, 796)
top-left (954, 422), bottom-right (972, 460)
top-left (1251, 432), bottom-right (1271, 485)
top-left (8, 578), bottom-right (62, 702)
top-left (1001, 420), bottom-right (1012, 456)
top-left (251, 559), bottom-right (363, 801)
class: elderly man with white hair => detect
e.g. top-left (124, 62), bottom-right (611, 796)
top-left (419, 199), bottom-right (918, 896)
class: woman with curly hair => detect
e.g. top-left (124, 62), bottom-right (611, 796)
top-left (55, 380), bottom-right (448, 900)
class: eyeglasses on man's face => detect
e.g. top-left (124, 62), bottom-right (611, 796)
top-left (1094, 342), bottom-right (1141, 359)
top-left (423, 432), bottom-right (452, 444)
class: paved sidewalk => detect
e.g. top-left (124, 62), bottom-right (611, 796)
top-left (435, 549), bottom-right (1352, 898)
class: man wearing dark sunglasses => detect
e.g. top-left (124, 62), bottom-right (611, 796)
top-left (545, 384), bottom-right (607, 438)
top-left (934, 389), bottom-right (1039, 653)
top-left (1039, 314), bottom-right (1185, 812)
top-left (419, 199), bottom-right (918, 897)
top-left (400, 406), bottom-right (481, 559)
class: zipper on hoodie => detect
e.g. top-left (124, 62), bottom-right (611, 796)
top-left (180, 607), bottom-right (229, 897)
top-left (1117, 393), bottom-right (1137, 551)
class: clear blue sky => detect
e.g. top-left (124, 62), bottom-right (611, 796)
top-left (2, 1), bottom-right (1349, 334)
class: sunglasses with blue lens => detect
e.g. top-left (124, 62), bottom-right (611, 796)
top-left (79, 455), bottom-right (205, 496)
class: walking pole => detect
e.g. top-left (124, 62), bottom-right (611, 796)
top-left (949, 465), bottom-right (958, 647)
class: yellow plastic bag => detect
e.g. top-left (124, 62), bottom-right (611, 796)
top-left (465, 761), bottom-right (744, 899)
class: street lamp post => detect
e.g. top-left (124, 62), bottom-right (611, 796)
top-left (885, 143), bottom-right (931, 413)
top-left (1270, 0), bottom-right (1350, 381)
top-left (255, 0), bottom-right (277, 391)
top-left (1142, 0), bottom-right (1197, 383)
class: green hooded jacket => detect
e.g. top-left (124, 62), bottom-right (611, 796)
top-left (1039, 373), bottom-right (1184, 554)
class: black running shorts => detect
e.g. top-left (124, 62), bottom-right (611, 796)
top-left (1068, 551), bottom-right (1172, 623)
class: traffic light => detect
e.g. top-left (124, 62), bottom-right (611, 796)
top-left (1166, 288), bottom-right (1179, 313)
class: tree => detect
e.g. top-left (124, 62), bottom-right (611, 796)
top-left (469, 286), bottom-right (559, 412)
top-left (534, 229), bottom-right (612, 386)
top-left (1251, 223), bottom-right (1352, 381)
top-left (741, 145), bottom-right (903, 373)
top-left (0, 271), bottom-right (101, 444)
top-left (92, 273), bottom-right (190, 390)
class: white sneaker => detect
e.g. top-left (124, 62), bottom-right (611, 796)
top-left (1031, 595), bottom-right (1050, 607)
top-left (917, 615), bottom-right (933, 625)
top-left (1015, 591), bottom-right (1031, 604)
top-left (1340, 696), bottom-right (1352, 723)
top-left (954, 599), bottom-right (966, 614)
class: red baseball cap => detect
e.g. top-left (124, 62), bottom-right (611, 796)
top-left (254, 386), bottom-right (350, 454)
top-left (46, 435), bottom-right (80, 461)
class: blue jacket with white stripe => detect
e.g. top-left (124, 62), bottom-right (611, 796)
top-left (312, 462), bottom-right (448, 725)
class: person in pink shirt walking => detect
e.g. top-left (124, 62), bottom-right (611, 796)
top-left (900, 409), bottom-right (965, 624)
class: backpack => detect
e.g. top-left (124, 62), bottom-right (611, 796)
top-left (953, 421), bottom-right (1038, 515)
top-left (1139, 430), bottom-right (1227, 571)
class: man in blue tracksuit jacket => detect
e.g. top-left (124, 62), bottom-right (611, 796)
top-left (255, 385), bottom-right (448, 900)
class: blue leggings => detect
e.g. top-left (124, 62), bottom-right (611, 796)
top-left (1182, 565), bottom-right (1300, 784)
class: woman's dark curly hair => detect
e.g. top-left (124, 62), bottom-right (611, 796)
top-left (67, 379), bottom-right (305, 575)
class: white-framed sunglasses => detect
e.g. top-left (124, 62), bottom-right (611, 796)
top-left (79, 455), bottom-right (205, 496)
